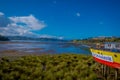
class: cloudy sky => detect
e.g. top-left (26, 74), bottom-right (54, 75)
top-left (0, 0), bottom-right (120, 39)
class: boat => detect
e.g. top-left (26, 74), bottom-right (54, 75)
top-left (90, 42), bottom-right (120, 69)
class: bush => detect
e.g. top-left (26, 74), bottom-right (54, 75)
top-left (0, 54), bottom-right (101, 80)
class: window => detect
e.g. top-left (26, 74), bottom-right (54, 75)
top-left (108, 44), bottom-right (111, 47)
top-left (115, 44), bottom-right (120, 48)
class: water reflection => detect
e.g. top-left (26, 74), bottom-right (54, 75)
top-left (0, 41), bottom-right (91, 55)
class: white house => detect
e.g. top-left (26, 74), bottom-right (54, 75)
top-left (104, 42), bottom-right (120, 50)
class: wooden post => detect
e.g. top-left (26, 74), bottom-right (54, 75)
top-left (106, 66), bottom-right (110, 80)
top-left (101, 64), bottom-right (104, 76)
top-left (104, 65), bottom-right (107, 79)
top-left (107, 66), bottom-right (110, 74)
top-left (115, 69), bottom-right (118, 80)
top-left (106, 66), bottom-right (108, 80)
top-left (103, 65), bottom-right (105, 77)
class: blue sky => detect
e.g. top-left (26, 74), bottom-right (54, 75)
top-left (0, 0), bottom-right (120, 39)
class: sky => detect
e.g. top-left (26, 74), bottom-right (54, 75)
top-left (0, 0), bottom-right (120, 39)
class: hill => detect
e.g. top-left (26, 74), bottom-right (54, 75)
top-left (7, 36), bottom-right (67, 42)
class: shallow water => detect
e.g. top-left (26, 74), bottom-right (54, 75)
top-left (0, 40), bottom-right (91, 55)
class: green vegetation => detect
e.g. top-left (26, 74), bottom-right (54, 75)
top-left (1, 54), bottom-right (119, 80)
top-left (73, 37), bottom-right (120, 44)
top-left (0, 54), bottom-right (99, 80)
top-left (0, 35), bottom-right (9, 41)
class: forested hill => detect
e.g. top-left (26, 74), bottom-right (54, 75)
top-left (7, 36), bottom-right (67, 42)
top-left (0, 35), bottom-right (9, 41)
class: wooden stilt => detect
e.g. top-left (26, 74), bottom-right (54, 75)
top-left (103, 65), bottom-right (105, 77)
top-left (106, 66), bottom-right (110, 80)
top-left (115, 69), bottom-right (118, 80)
top-left (101, 64), bottom-right (104, 76)
top-left (107, 66), bottom-right (110, 74)
top-left (104, 65), bottom-right (107, 79)
top-left (106, 66), bottom-right (108, 80)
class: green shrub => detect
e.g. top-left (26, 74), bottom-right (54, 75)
top-left (0, 54), bottom-right (104, 80)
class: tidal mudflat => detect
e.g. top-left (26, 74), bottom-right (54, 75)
top-left (0, 41), bottom-right (91, 57)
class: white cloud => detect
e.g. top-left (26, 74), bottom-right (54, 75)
top-left (39, 34), bottom-right (64, 39)
top-left (0, 12), bottom-right (63, 39)
top-left (0, 12), bottom-right (4, 16)
top-left (57, 36), bottom-right (64, 40)
top-left (0, 13), bottom-right (46, 36)
top-left (76, 12), bottom-right (80, 17)
top-left (9, 15), bottom-right (45, 30)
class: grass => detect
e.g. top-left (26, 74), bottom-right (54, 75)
top-left (0, 54), bottom-right (119, 80)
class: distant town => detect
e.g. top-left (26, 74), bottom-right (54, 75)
top-left (73, 36), bottom-right (120, 43)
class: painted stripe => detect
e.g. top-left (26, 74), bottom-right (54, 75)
top-left (93, 57), bottom-right (120, 69)
top-left (92, 52), bottom-right (113, 62)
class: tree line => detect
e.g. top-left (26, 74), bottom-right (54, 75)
top-left (0, 35), bottom-right (9, 41)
